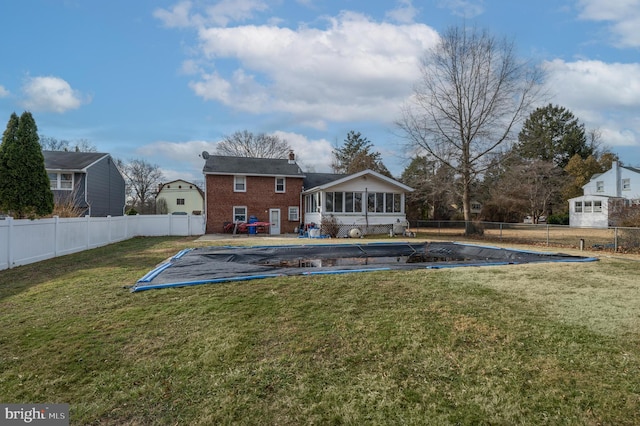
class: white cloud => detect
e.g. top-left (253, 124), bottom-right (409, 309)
top-left (544, 59), bottom-right (640, 147)
top-left (153, 1), bottom-right (195, 28)
top-left (437, 0), bottom-right (484, 18)
top-left (136, 139), bottom-right (219, 170)
top-left (21, 76), bottom-right (87, 113)
top-left (0, 85), bottom-right (9, 97)
top-left (386, 0), bottom-right (419, 24)
top-left (576, 0), bottom-right (640, 47)
top-left (272, 131), bottom-right (333, 172)
top-left (187, 11), bottom-right (438, 125)
top-left (154, 0), bottom-right (269, 28)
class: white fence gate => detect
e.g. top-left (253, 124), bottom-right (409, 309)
top-left (0, 214), bottom-right (205, 271)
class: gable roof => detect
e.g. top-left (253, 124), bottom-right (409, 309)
top-left (303, 169), bottom-right (414, 193)
top-left (43, 151), bottom-right (110, 172)
top-left (203, 155), bottom-right (305, 177)
top-left (157, 179), bottom-right (204, 198)
top-left (303, 172), bottom-right (346, 189)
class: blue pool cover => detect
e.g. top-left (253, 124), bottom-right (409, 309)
top-left (131, 241), bottom-right (597, 292)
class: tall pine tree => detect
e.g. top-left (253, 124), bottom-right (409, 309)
top-left (0, 112), bottom-right (54, 218)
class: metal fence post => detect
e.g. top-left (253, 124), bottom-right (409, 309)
top-left (546, 225), bottom-right (550, 247)
top-left (500, 223), bottom-right (503, 241)
top-left (614, 227), bottom-right (618, 252)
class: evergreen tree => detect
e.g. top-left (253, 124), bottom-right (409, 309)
top-left (0, 112), bottom-right (54, 218)
top-left (332, 131), bottom-right (391, 176)
top-left (515, 104), bottom-right (590, 168)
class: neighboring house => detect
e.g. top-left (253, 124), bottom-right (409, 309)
top-left (569, 161), bottom-right (640, 227)
top-left (302, 170), bottom-right (414, 235)
top-left (202, 153), bottom-right (414, 235)
top-left (203, 154), bottom-right (306, 234)
top-left (44, 151), bottom-right (126, 217)
top-left (156, 179), bottom-right (204, 215)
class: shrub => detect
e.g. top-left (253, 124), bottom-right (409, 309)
top-left (320, 215), bottom-right (340, 238)
top-left (547, 213), bottom-right (569, 225)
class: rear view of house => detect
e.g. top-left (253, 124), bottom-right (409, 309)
top-left (44, 151), bottom-right (126, 217)
top-left (203, 154), bottom-right (305, 234)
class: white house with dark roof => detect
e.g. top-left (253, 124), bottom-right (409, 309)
top-left (302, 169), bottom-right (414, 234)
top-left (43, 151), bottom-right (126, 216)
top-left (569, 161), bottom-right (640, 228)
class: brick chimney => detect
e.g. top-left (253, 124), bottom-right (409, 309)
top-left (288, 150), bottom-right (295, 164)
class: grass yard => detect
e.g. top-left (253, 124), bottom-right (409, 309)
top-left (1, 236), bottom-right (639, 425)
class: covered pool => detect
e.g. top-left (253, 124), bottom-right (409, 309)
top-left (132, 242), bottom-right (597, 292)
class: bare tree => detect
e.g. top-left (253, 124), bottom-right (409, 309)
top-left (215, 130), bottom-right (291, 158)
top-left (39, 135), bottom-right (97, 152)
top-left (118, 159), bottom-right (164, 214)
top-left (397, 25), bottom-right (544, 229)
top-left (500, 159), bottom-right (564, 223)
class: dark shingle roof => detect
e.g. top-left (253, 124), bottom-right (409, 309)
top-left (303, 172), bottom-right (346, 189)
top-left (203, 155), bottom-right (305, 177)
top-left (43, 151), bottom-right (109, 171)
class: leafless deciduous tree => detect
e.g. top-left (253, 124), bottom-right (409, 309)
top-left (397, 25), bottom-right (544, 227)
top-left (215, 130), bottom-right (291, 158)
top-left (118, 159), bottom-right (164, 214)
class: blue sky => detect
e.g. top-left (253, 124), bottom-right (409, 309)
top-left (1, 0), bottom-right (639, 183)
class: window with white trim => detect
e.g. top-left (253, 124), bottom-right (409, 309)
top-left (596, 181), bottom-right (604, 192)
top-left (275, 177), bottom-right (285, 193)
top-left (584, 201), bottom-right (593, 213)
top-left (234, 175), bottom-right (246, 192)
top-left (593, 200), bottom-right (602, 212)
top-left (233, 206), bottom-right (247, 222)
top-left (574, 201), bottom-right (583, 213)
top-left (623, 178), bottom-right (631, 191)
top-left (176, 198), bottom-right (185, 205)
top-left (48, 172), bottom-right (73, 190)
top-left (288, 206), bottom-right (299, 221)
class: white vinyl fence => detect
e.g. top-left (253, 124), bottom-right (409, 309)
top-left (0, 214), bottom-right (205, 271)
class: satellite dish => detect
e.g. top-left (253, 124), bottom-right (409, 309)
top-left (201, 151), bottom-right (210, 159)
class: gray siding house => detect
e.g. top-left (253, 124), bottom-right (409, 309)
top-left (44, 151), bottom-right (126, 216)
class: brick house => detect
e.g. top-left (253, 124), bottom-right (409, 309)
top-left (203, 153), bottom-right (305, 234)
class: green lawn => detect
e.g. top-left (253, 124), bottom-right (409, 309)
top-left (1, 236), bottom-right (639, 425)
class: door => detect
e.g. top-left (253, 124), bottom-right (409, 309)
top-left (269, 208), bottom-right (281, 235)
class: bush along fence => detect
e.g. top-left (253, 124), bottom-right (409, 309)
top-left (409, 220), bottom-right (640, 253)
top-left (0, 214), bottom-right (205, 270)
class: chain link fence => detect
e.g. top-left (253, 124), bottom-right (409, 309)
top-left (409, 220), bottom-right (640, 253)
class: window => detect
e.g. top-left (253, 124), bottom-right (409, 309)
top-left (574, 201), bottom-right (583, 213)
top-left (393, 194), bottom-right (402, 213)
top-left (325, 192), bottom-right (345, 213)
top-left (176, 198), bottom-right (185, 205)
top-left (367, 193), bottom-right (376, 212)
top-left (325, 192), bottom-right (334, 213)
top-left (275, 177), bottom-right (285, 193)
top-left (305, 193), bottom-right (319, 213)
top-left (623, 178), bottom-right (631, 191)
top-left (48, 172), bottom-right (73, 190)
top-left (233, 206), bottom-right (247, 222)
top-left (288, 206), bottom-right (299, 221)
top-left (594, 200), bottom-right (602, 212)
top-left (334, 192), bottom-right (343, 212)
top-left (584, 201), bottom-right (593, 213)
top-left (596, 181), bottom-right (604, 192)
top-left (234, 175), bottom-right (246, 192)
